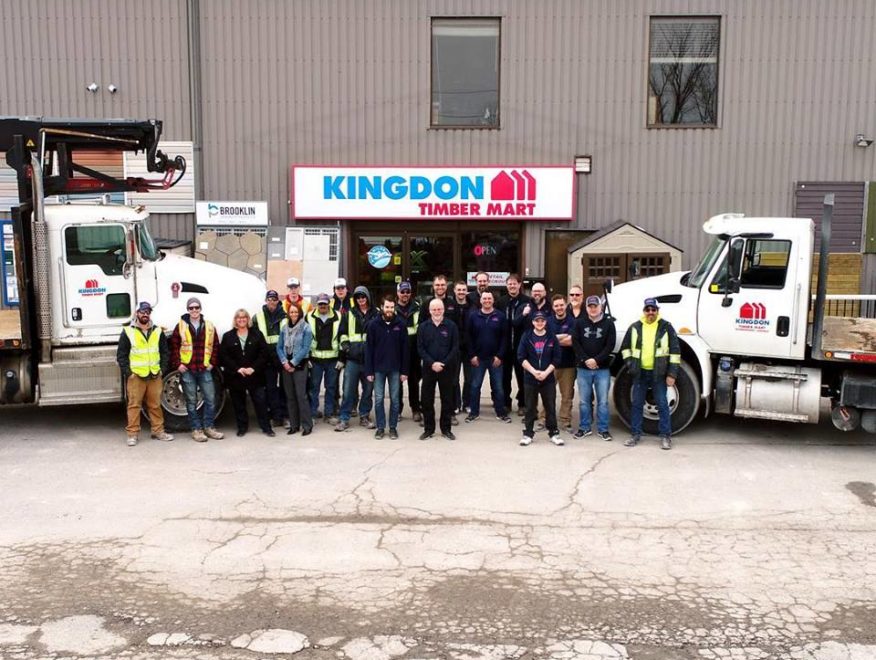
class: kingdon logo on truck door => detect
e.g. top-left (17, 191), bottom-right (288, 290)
top-left (78, 279), bottom-right (107, 297)
top-left (736, 302), bottom-right (769, 332)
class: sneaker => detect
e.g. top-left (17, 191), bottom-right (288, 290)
top-left (535, 421), bottom-right (545, 431)
top-left (375, 428), bottom-right (385, 439)
top-left (450, 415), bottom-right (459, 426)
top-left (563, 425), bottom-right (573, 434)
top-left (442, 431), bottom-right (456, 441)
top-left (151, 431), bottom-right (174, 442)
top-left (192, 429), bottom-right (208, 442)
top-left (389, 428), bottom-right (399, 440)
top-left (326, 416), bottom-right (340, 426)
top-left (464, 414), bottom-right (479, 423)
top-left (660, 435), bottom-right (672, 450)
top-left (497, 415), bottom-right (512, 424)
top-left (413, 412), bottom-right (423, 423)
top-left (520, 435), bottom-right (533, 446)
top-left (599, 431), bottom-right (613, 442)
top-left (624, 435), bottom-right (640, 448)
top-left (549, 433), bottom-right (565, 447)
top-left (574, 428), bottom-right (592, 439)
top-left (335, 421), bottom-right (350, 432)
top-left (419, 431), bottom-right (434, 441)
top-left (126, 435), bottom-right (138, 447)
top-left (359, 415), bottom-right (376, 429)
top-left (204, 427), bottom-right (224, 440)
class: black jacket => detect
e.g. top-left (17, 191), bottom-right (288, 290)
top-left (220, 327), bottom-right (270, 389)
top-left (620, 317), bottom-right (681, 378)
top-left (116, 324), bottom-right (170, 378)
top-left (496, 293), bottom-right (531, 350)
top-left (572, 314), bottom-right (616, 369)
top-left (417, 318), bottom-right (459, 368)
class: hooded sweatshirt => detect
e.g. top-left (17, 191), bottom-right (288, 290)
top-left (572, 312), bottom-right (616, 369)
top-left (365, 314), bottom-right (410, 377)
top-left (339, 286), bottom-right (377, 363)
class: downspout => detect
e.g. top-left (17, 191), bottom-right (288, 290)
top-left (186, 0), bottom-right (204, 239)
top-left (810, 194), bottom-right (833, 358)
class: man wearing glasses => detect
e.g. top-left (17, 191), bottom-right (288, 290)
top-left (169, 297), bottom-right (224, 441)
top-left (117, 301), bottom-right (174, 446)
top-left (572, 295), bottom-right (616, 441)
top-left (619, 297), bottom-right (681, 450)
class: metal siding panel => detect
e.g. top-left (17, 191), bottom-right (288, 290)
top-left (148, 213), bottom-right (194, 242)
top-left (794, 182), bottom-right (866, 253)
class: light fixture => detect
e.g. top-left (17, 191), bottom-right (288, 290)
top-left (574, 155), bottom-right (592, 174)
top-left (107, 84), bottom-right (118, 94)
top-left (86, 82), bottom-right (99, 93)
top-left (855, 133), bottom-right (873, 148)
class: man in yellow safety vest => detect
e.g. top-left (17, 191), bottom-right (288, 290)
top-left (169, 296), bottom-right (224, 442)
top-left (255, 289), bottom-right (289, 427)
top-left (116, 301), bottom-right (174, 446)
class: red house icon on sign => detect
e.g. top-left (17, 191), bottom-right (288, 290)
top-left (490, 170), bottom-right (536, 201)
top-left (85, 279), bottom-right (99, 289)
top-left (740, 302), bottom-right (766, 319)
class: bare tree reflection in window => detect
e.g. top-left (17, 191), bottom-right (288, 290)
top-left (648, 17), bottom-right (719, 126)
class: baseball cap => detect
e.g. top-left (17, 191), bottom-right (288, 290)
top-left (643, 297), bottom-right (659, 310)
top-left (287, 277), bottom-right (300, 288)
top-left (136, 301), bottom-right (153, 313)
top-left (397, 281), bottom-right (412, 293)
top-left (316, 293), bottom-right (331, 305)
top-left (585, 295), bottom-right (601, 306)
top-left (334, 277), bottom-right (347, 288)
top-left (265, 290), bottom-right (279, 300)
top-left (532, 311), bottom-right (547, 321)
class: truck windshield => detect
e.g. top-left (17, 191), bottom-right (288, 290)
top-left (137, 223), bottom-right (159, 261)
top-left (687, 237), bottom-right (726, 288)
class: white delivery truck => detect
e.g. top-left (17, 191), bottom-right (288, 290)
top-left (0, 118), bottom-right (265, 429)
top-left (605, 197), bottom-right (876, 434)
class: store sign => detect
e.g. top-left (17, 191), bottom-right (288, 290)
top-left (292, 166), bottom-right (575, 220)
top-left (196, 201), bottom-right (268, 226)
top-left (467, 272), bottom-right (510, 287)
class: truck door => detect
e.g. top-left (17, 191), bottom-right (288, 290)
top-left (697, 237), bottom-right (802, 358)
top-left (62, 223), bottom-right (135, 328)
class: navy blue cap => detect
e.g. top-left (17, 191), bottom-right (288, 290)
top-left (397, 281), bottom-right (412, 292)
top-left (266, 289), bottom-right (279, 300)
top-left (643, 297), bottom-right (659, 310)
top-left (136, 301), bottom-right (153, 312)
top-left (532, 310), bottom-right (548, 321)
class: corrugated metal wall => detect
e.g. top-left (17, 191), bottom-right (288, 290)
top-left (4, 1), bottom-right (876, 270)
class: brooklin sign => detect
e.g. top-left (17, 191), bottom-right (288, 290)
top-left (291, 166), bottom-right (575, 220)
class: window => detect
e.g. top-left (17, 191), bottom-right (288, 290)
top-left (462, 230), bottom-right (519, 279)
top-left (106, 293), bottom-right (131, 319)
top-left (431, 18), bottom-right (500, 128)
top-left (648, 16), bottom-right (720, 126)
top-left (64, 225), bottom-right (127, 276)
top-left (739, 240), bottom-right (791, 289)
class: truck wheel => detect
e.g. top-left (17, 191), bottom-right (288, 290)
top-left (612, 361), bottom-right (701, 435)
top-left (144, 371), bottom-right (227, 432)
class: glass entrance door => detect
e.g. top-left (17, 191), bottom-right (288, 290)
top-left (407, 235), bottom-right (456, 298)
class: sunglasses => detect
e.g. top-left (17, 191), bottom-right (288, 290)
top-left (644, 307), bottom-right (658, 312)
top-left (138, 309), bottom-right (152, 314)
top-left (569, 293), bottom-right (583, 297)
top-left (188, 305), bottom-right (201, 310)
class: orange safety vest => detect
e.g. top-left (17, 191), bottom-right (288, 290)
top-left (177, 319), bottom-right (215, 366)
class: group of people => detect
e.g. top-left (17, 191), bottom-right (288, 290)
top-left (118, 272), bottom-right (681, 450)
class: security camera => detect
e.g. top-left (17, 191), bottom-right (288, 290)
top-left (855, 133), bottom-right (873, 148)
top-left (107, 84), bottom-right (118, 94)
top-left (86, 82), bottom-right (99, 93)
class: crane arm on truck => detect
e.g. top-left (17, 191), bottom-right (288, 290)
top-left (0, 117), bottom-right (186, 197)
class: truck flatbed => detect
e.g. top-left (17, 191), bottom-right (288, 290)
top-left (821, 316), bottom-right (876, 354)
top-left (0, 308), bottom-right (22, 341)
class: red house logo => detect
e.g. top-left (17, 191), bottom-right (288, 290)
top-left (78, 279), bottom-right (107, 297)
top-left (490, 170), bottom-right (536, 201)
top-left (85, 278), bottom-right (99, 289)
top-left (739, 302), bottom-right (766, 319)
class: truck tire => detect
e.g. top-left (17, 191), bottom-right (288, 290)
top-left (612, 360), bottom-right (700, 435)
top-left (146, 371), bottom-right (226, 432)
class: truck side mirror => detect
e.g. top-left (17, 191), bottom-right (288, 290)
top-left (603, 279), bottom-right (613, 294)
top-left (721, 239), bottom-right (744, 305)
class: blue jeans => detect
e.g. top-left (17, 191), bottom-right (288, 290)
top-left (577, 367), bottom-right (611, 433)
top-left (180, 369), bottom-right (217, 430)
top-left (339, 360), bottom-right (373, 422)
top-left (631, 369), bottom-right (671, 437)
top-left (373, 371), bottom-right (401, 430)
top-left (469, 359), bottom-right (506, 417)
top-left (309, 360), bottom-right (339, 417)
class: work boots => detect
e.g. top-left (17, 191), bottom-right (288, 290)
top-left (204, 427), bottom-right (224, 440)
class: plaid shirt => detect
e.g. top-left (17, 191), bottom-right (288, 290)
top-left (169, 317), bottom-right (220, 372)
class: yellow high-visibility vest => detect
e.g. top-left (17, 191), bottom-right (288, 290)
top-left (308, 313), bottom-right (341, 359)
top-left (178, 319), bottom-right (215, 366)
top-left (256, 311), bottom-right (287, 345)
top-left (125, 325), bottom-right (161, 377)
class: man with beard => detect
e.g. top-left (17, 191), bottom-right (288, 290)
top-left (255, 289), bottom-right (289, 427)
top-left (366, 296), bottom-right (410, 440)
top-left (496, 273), bottom-right (530, 416)
top-left (521, 282), bottom-right (550, 319)
top-left (466, 271), bottom-right (491, 309)
top-left (549, 293), bottom-right (577, 433)
top-left (335, 286), bottom-right (378, 431)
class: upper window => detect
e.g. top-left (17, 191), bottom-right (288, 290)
top-left (431, 18), bottom-right (500, 128)
top-left (648, 16), bottom-right (720, 127)
top-left (64, 225), bottom-right (127, 276)
top-left (739, 240), bottom-right (791, 289)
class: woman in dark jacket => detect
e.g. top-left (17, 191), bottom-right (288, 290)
top-left (221, 308), bottom-right (274, 437)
